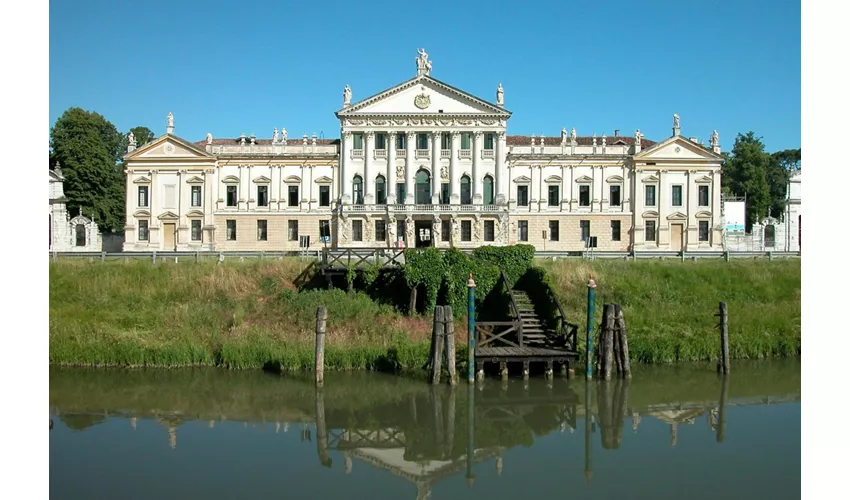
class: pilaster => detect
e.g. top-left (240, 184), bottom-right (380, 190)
top-left (496, 131), bottom-right (507, 205)
top-left (405, 131), bottom-right (416, 205)
top-left (341, 132), bottom-right (352, 204)
top-left (431, 131), bottom-right (440, 204)
top-left (364, 131), bottom-right (374, 204)
top-left (387, 131), bottom-right (397, 204)
top-left (472, 131), bottom-right (483, 204)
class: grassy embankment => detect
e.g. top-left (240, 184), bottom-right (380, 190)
top-left (49, 257), bottom-right (800, 369)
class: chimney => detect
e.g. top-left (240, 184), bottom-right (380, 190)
top-left (614, 130), bottom-right (620, 137)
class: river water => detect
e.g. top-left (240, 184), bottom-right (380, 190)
top-left (49, 359), bottom-right (800, 499)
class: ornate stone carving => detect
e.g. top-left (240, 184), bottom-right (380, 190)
top-left (206, 133), bottom-right (213, 144)
top-left (343, 131), bottom-right (353, 139)
top-left (349, 119), bottom-right (365, 126)
top-left (570, 128), bottom-right (577, 141)
top-left (433, 216), bottom-right (441, 243)
top-left (396, 165), bottom-right (405, 177)
top-left (451, 217), bottom-right (459, 243)
top-left (439, 118), bottom-right (454, 126)
top-left (167, 112), bottom-right (174, 128)
top-left (366, 131), bottom-right (375, 139)
top-left (473, 131), bottom-right (483, 139)
top-left (128, 131), bottom-right (135, 145)
top-left (479, 119), bottom-right (497, 125)
top-left (440, 165), bottom-right (449, 180)
top-left (673, 113), bottom-right (680, 129)
top-left (364, 218), bottom-right (372, 241)
top-left (281, 128), bottom-right (287, 144)
top-left (421, 118), bottom-right (435, 126)
top-left (405, 215), bottom-right (415, 243)
top-left (388, 216), bottom-right (397, 243)
top-left (406, 131), bottom-right (416, 139)
top-left (496, 83), bottom-right (504, 106)
top-left (414, 91), bottom-right (431, 109)
top-left (416, 48), bottom-right (432, 76)
top-left (340, 216), bottom-right (350, 242)
top-left (456, 119), bottom-right (473, 126)
top-left (343, 85), bottom-right (352, 106)
top-left (710, 130), bottom-right (719, 148)
top-left (392, 118), bottom-right (408, 126)
top-left (473, 219), bottom-right (482, 242)
top-left (372, 119), bottom-right (389, 126)
top-left (409, 118), bottom-right (421, 125)
top-left (497, 131), bottom-right (506, 140)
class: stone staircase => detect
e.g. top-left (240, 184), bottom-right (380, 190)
top-left (511, 290), bottom-right (550, 347)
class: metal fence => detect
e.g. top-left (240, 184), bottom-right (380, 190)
top-left (49, 249), bottom-right (800, 264)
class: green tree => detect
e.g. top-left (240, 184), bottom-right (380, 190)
top-left (50, 107), bottom-right (126, 232)
top-left (721, 132), bottom-right (771, 232)
top-left (765, 148), bottom-right (801, 218)
top-left (123, 126), bottom-right (156, 151)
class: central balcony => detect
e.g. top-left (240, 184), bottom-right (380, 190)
top-left (343, 204), bottom-right (505, 214)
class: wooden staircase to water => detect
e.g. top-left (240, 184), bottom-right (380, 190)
top-left (510, 290), bottom-right (550, 347)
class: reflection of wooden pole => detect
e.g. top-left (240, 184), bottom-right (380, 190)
top-left (717, 374), bottom-right (729, 443)
top-left (446, 387), bottom-right (456, 457)
top-left (584, 378), bottom-right (593, 482)
top-left (432, 386), bottom-right (445, 457)
top-left (612, 378), bottom-right (628, 448)
top-left (466, 382), bottom-right (475, 487)
top-left (598, 380), bottom-right (615, 449)
top-left (315, 388), bottom-right (331, 468)
top-left (315, 307), bottom-right (327, 387)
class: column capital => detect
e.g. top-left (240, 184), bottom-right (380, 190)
top-left (497, 131), bottom-right (506, 139)
top-left (343, 131), bottom-right (353, 139)
top-left (387, 130), bottom-right (397, 137)
top-left (406, 130), bottom-right (416, 139)
top-left (431, 130), bottom-right (441, 137)
top-left (365, 131), bottom-right (375, 139)
top-left (451, 130), bottom-right (461, 138)
top-left (473, 131), bottom-right (484, 139)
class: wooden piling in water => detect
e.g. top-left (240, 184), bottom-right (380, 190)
top-left (717, 374), bottom-right (729, 443)
top-left (614, 304), bottom-right (632, 379)
top-left (430, 306), bottom-right (445, 385)
top-left (444, 306), bottom-right (457, 385)
top-left (315, 387), bottom-right (331, 467)
top-left (718, 302), bottom-right (730, 374)
top-left (315, 307), bottom-right (327, 387)
top-left (602, 305), bottom-right (615, 381)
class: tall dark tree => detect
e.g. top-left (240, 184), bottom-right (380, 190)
top-left (765, 148), bottom-right (802, 218)
top-left (721, 132), bottom-right (771, 232)
top-left (122, 126), bottom-right (156, 151)
top-left (50, 107), bottom-right (126, 232)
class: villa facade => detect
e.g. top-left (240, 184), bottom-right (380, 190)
top-left (122, 49), bottom-right (724, 253)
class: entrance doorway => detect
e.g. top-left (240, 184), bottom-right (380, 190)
top-left (163, 223), bottom-right (177, 251)
top-left (670, 224), bottom-right (684, 251)
top-left (414, 220), bottom-right (432, 248)
top-left (75, 224), bottom-right (86, 247)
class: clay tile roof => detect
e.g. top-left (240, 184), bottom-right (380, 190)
top-left (505, 135), bottom-right (656, 148)
top-left (193, 138), bottom-right (341, 147)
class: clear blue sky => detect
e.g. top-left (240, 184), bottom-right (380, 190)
top-left (49, 0), bottom-right (800, 152)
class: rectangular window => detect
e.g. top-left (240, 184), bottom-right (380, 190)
top-left (191, 185), bottom-right (202, 207)
top-left (549, 220), bottom-right (559, 241)
top-left (672, 185), bottom-right (682, 207)
top-left (484, 220), bottom-right (495, 242)
top-left (548, 185), bottom-right (559, 206)
top-left (319, 220), bottom-right (331, 238)
top-left (417, 133), bottom-right (428, 150)
top-left (288, 186), bottom-right (299, 207)
top-left (484, 133), bottom-right (494, 150)
top-left (163, 185), bottom-right (176, 209)
top-left (609, 185), bottom-right (621, 207)
top-left (319, 186), bottom-right (330, 207)
top-left (699, 185), bottom-right (710, 206)
top-left (375, 220), bottom-right (386, 242)
top-left (645, 220), bottom-right (657, 242)
top-left (440, 183), bottom-right (450, 204)
top-left (375, 133), bottom-right (386, 150)
top-left (352, 133), bottom-right (363, 149)
top-left (461, 220), bottom-right (472, 241)
top-left (441, 133), bottom-right (451, 150)
top-left (645, 185), bottom-right (656, 207)
top-left (226, 219), bottom-right (236, 240)
top-left (257, 185), bottom-right (269, 207)
top-left (611, 220), bottom-right (621, 241)
top-left (517, 185), bottom-right (529, 206)
top-left (398, 220), bottom-right (406, 243)
top-left (461, 133), bottom-right (471, 150)
top-left (396, 183), bottom-right (406, 204)
top-left (396, 134), bottom-right (406, 150)
top-left (226, 185), bottom-right (238, 207)
top-left (699, 220), bottom-right (710, 242)
top-left (441, 220), bottom-right (451, 241)
top-left (518, 220), bottom-right (528, 241)
top-left (288, 220), bottom-right (298, 241)
top-left (191, 220), bottom-right (202, 241)
top-left (352, 220), bottom-right (363, 241)
top-left (257, 220), bottom-right (267, 241)
top-left (137, 186), bottom-right (149, 207)
top-left (138, 220), bottom-right (149, 241)
top-left (580, 220), bottom-right (590, 242)
top-left (579, 185), bottom-right (590, 206)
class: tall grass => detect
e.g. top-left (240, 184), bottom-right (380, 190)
top-left (536, 258), bottom-right (801, 363)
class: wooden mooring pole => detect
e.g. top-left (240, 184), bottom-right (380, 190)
top-left (444, 306), bottom-right (457, 385)
top-left (467, 274), bottom-right (477, 383)
top-left (586, 275), bottom-right (597, 379)
top-left (717, 302), bottom-right (730, 374)
top-left (315, 306), bottom-right (327, 387)
top-left (430, 306), bottom-right (445, 385)
top-left (614, 304), bottom-right (632, 379)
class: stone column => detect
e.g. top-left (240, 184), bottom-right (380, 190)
top-left (300, 164), bottom-right (309, 211)
top-left (590, 166), bottom-right (596, 213)
top-left (633, 169), bottom-right (645, 249)
top-left (431, 131), bottom-right (440, 204)
top-left (308, 165), bottom-right (315, 211)
top-left (450, 131), bottom-right (460, 204)
top-left (204, 168), bottom-right (215, 245)
top-left (568, 166), bottom-right (575, 211)
top-left (687, 169), bottom-right (698, 249)
top-left (149, 169), bottom-right (159, 246)
top-left (177, 169), bottom-right (188, 247)
top-left (405, 131), bottom-right (415, 205)
top-left (658, 169), bottom-right (668, 245)
top-left (712, 170), bottom-right (722, 246)
top-left (387, 131), bottom-right (397, 204)
top-left (123, 169), bottom-right (135, 245)
top-left (364, 131), bottom-right (374, 204)
top-left (341, 132), bottom-right (352, 204)
top-left (562, 165), bottom-right (570, 211)
top-left (496, 131), bottom-right (507, 204)
top-left (472, 131), bottom-right (483, 204)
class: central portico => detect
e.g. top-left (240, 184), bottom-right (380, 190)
top-left (335, 49), bottom-right (511, 247)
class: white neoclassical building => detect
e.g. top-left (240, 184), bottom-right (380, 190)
top-left (122, 49), bottom-right (724, 253)
top-left (50, 162), bottom-right (102, 252)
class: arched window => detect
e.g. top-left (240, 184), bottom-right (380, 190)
top-left (460, 175), bottom-right (472, 205)
top-left (375, 175), bottom-right (387, 205)
top-left (353, 175), bottom-right (363, 205)
top-left (415, 169), bottom-right (431, 204)
top-left (483, 175), bottom-right (494, 205)
top-left (75, 224), bottom-right (86, 247)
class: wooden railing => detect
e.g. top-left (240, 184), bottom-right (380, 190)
top-left (321, 248), bottom-right (405, 270)
top-left (499, 270), bottom-right (524, 347)
top-left (475, 322), bottom-right (522, 348)
top-left (547, 286), bottom-right (579, 352)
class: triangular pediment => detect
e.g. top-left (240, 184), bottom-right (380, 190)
top-left (667, 211), bottom-right (688, 221)
top-left (641, 174), bottom-right (660, 183)
top-left (513, 175), bottom-right (532, 183)
top-left (314, 176), bottom-right (333, 184)
top-left (124, 134), bottom-right (214, 160)
top-left (606, 175), bottom-right (624, 183)
top-left (133, 176), bottom-right (152, 184)
top-left (574, 175), bottom-right (593, 184)
top-left (157, 211), bottom-right (179, 220)
top-left (185, 176), bottom-right (205, 184)
top-left (337, 75), bottom-right (510, 116)
top-left (49, 169), bottom-right (64, 182)
top-left (695, 175), bottom-right (713, 184)
top-left (252, 175), bottom-right (271, 184)
top-left (635, 135), bottom-right (722, 160)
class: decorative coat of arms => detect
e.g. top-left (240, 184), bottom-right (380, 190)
top-left (414, 92), bottom-right (431, 109)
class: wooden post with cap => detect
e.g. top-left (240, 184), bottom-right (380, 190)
top-left (467, 274), bottom-right (476, 383)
